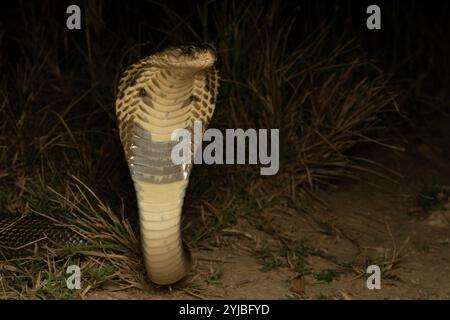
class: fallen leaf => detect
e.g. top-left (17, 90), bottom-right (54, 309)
top-left (290, 275), bottom-right (305, 294)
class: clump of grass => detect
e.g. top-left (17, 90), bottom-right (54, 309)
top-left (314, 269), bottom-right (338, 283)
top-left (0, 175), bottom-right (145, 299)
top-left (293, 260), bottom-right (311, 275)
top-left (169, 1), bottom-right (399, 205)
top-left (206, 264), bottom-right (224, 284)
top-left (255, 245), bottom-right (285, 272)
top-left (47, 176), bottom-right (144, 285)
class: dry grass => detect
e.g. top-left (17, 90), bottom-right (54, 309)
top-left (0, 1), bottom-right (399, 299)
top-left (0, 173), bottom-right (145, 299)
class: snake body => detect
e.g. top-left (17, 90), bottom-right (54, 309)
top-left (0, 215), bottom-right (86, 257)
top-left (0, 44), bottom-right (219, 286)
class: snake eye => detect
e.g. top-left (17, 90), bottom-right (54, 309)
top-left (139, 88), bottom-right (147, 97)
top-left (185, 45), bottom-right (195, 56)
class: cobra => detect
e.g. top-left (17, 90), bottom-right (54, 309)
top-left (0, 44), bottom-right (219, 286)
top-left (115, 44), bottom-right (219, 284)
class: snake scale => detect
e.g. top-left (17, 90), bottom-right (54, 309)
top-left (0, 44), bottom-right (220, 285)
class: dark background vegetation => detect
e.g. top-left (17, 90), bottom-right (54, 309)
top-left (1, 0), bottom-right (450, 298)
top-left (2, 0), bottom-right (450, 114)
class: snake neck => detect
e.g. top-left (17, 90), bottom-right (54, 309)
top-left (152, 68), bottom-right (198, 95)
top-left (164, 67), bottom-right (199, 80)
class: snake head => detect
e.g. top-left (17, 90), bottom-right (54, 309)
top-left (149, 43), bottom-right (217, 70)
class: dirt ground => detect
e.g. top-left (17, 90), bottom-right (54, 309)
top-left (87, 119), bottom-right (450, 300)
